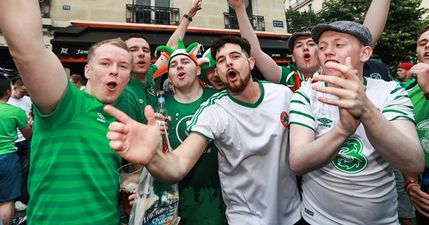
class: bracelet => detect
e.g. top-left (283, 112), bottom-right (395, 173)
top-left (183, 14), bottom-right (193, 22)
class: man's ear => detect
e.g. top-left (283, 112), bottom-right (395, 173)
top-left (248, 56), bottom-right (255, 70)
top-left (196, 65), bottom-right (201, 77)
top-left (360, 46), bottom-right (373, 63)
top-left (84, 64), bottom-right (90, 79)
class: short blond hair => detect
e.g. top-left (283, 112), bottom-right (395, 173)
top-left (87, 38), bottom-right (130, 63)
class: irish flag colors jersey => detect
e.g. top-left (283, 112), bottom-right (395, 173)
top-left (290, 78), bottom-right (414, 225)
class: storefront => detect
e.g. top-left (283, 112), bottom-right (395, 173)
top-left (51, 21), bottom-right (290, 77)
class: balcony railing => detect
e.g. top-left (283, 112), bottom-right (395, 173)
top-left (223, 12), bottom-right (265, 31)
top-left (126, 4), bottom-right (180, 25)
top-left (39, 0), bottom-right (51, 18)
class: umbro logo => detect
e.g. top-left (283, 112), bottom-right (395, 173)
top-left (97, 112), bottom-right (106, 123)
top-left (317, 117), bottom-right (332, 128)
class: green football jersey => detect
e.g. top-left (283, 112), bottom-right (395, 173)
top-left (0, 102), bottom-right (28, 155)
top-left (27, 83), bottom-right (121, 225)
top-left (409, 85), bottom-right (429, 166)
top-left (165, 88), bottom-right (227, 225)
top-left (116, 64), bottom-right (159, 124)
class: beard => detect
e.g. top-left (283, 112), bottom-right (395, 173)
top-left (223, 72), bottom-right (251, 93)
top-left (297, 61), bottom-right (319, 75)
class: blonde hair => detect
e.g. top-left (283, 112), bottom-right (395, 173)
top-left (87, 38), bottom-right (130, 62)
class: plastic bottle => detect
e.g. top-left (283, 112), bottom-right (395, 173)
top-left (156, 90), bottom-right (170, 153)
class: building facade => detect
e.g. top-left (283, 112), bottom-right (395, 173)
top-left (0, 0), bottom-right (290, 74)
top-left (285, 0), bottom-right (429, 14)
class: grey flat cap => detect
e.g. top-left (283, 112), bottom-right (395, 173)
top-left (287, 31), bottom-right (312, 52)
top-left (311, 21), bottom-right (372, 46)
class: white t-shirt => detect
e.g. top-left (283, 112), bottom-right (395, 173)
top-left (290, 78), bottom-right (414, 225)
top-left (188, 81), bottom-right (301, 225)
top-left (8, 95), bottom-right (32, 142)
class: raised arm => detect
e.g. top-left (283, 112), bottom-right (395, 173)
top-left (0, 0), bottom-right (68, 114)
top-left (154, 0), bottom-right (202, 68)
top-left (104, 105), bottom-right (207, 183)
top-left (228, 0), bottom-right (282, 83)
top-left (363, 0), bottom-right (391, 46)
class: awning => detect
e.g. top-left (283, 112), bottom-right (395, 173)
top-left (51, 22), bottom-right (290, 63)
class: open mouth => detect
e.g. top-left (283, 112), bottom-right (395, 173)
top-left (136, 60), bottom-right (146, 66)
top-left (303, 53), bottom-right (311, 61)
top-left (227, 69), bottom-right (238, 80)
top-left (424, 52), bottom-right (429, 58)
top-left (177, 72), bottom-right (186, 79)
top-left (325, 59), bottom-right (340, 65)
top-left (106, 81), bottom-right (118, 90)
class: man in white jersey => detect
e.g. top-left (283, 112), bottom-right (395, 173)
top-left (288, 21), bottom-right (424, 224)
top-left (104, 36), bottom-right (302, 225)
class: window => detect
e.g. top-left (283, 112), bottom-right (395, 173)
top-left (135, 0), bottom-right (172, 25)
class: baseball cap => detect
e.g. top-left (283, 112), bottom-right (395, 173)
top-left (398, 62), bottom-right (414, 70)
top-left (311, 21), bottom-right (372, 46)
top-left (287, 32), bottom-right (311, 52)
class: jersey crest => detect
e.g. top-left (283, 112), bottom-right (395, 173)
top-left (175, 115), bottom-right (193, 143)
top-left (417, 119), bottom-right (429, 153)
top-left (332, 137), bottom-right (368, 174)
top-left (280, 111), bottom-right (289, 127)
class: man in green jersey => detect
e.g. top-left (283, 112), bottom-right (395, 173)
top-left (404, 26), bottom-right (429, 225)
top-left (115, 0), bottom-right (202, 123)
top-left (0, 1), bottom-right (133, 224)
top-left (164, 44), bottom-right (226, 225)
top-left (228, 0), bottom-right (390, 91)
top-left (0, 78), bottom-right (32, 225)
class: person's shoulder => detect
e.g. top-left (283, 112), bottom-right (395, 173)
top-left (2, 102), bottom-right (26, 114)
top-left (366, 77), bottom-right (403, 96)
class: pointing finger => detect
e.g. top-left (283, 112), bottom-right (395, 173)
top-left (104, 105), bottom-right (133, 124)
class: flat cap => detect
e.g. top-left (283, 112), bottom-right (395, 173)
top-left (311, 21), bottom-right (372, 46)
top-left (287, 32), bottom-right (311, 52)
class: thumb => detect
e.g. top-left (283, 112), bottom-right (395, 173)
top-left (104, 105), bottom-right (133, 124)
top-left (144, 105), bottom-right (157, 126)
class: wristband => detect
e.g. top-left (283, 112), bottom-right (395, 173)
top-left (183, 14), bottom-right (192, 22)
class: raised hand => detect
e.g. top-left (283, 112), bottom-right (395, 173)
top-left (104, 105), bottom-right (161, 165)
top-left (228, 0), bottom-right (245, 9)
top-left (313, 57), bottom-right (364, 136)
top-left (188, 0), bottom-right (202, 17)
top-left (408, 62), bottom-right (429, 98)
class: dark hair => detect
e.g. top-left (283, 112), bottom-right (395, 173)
top-left (211, 36), bottom-right (251, 60)
top-left (418, 25), bottom-right (429, 40)
top-left (0, 77), bottom-right (11, 98)
top-left (70, 74), bottom-right (85, 85)
top-left (123, 34), bottom-right (149, 42)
